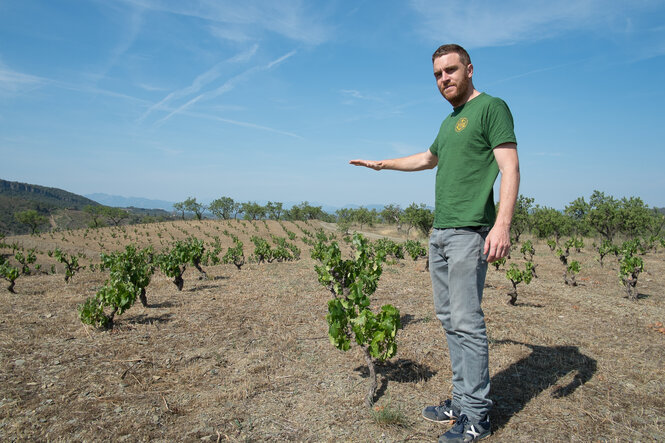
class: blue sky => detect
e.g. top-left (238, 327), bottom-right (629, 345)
top-left (1, 0), bottom-right (665, 210)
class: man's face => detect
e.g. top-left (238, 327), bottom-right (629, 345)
top-left (433, 53), bottom-right (473, 107)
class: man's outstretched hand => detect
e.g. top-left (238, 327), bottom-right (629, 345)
top-left (350, 159), bottom-right (382, 170)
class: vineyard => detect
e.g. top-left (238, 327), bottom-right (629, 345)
top-left (1, 218), bottom-right (664, 441)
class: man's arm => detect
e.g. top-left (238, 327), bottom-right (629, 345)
top-left (350, 149), bottom-right (438, 171)
top-left (484, 142), bottom-right (520, 262)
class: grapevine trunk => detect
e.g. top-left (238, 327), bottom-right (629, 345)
top-left (362, 346), bottom-right (378, 408)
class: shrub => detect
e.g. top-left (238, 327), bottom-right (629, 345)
top-left (312, 233), bottom-right (401, 407)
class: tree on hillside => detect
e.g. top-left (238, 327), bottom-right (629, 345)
top-left (619, 196), bottom-right (652, 239)
top-left (183, 197), bottom-right (205, 220)
top-left (531, 205), bottom-right (570, 243)
top-left (564, 197), bottom-right (592, 237)
top-left (511, 195), bottom-right (534, 243)
top-left (402, 203), bottom-right (434, 237)
top-left (14, 209), bottom-right (48, 234)
top-left (241, 201), bottom-right (266, 220)
top-left (335, 208), bottom-right (354, 224)
top-left (354, 207), bottom-right (376, 230)
top-left (646, 208), bottom-right (665, 237)
top-left (266, 201), bottom-right (284, 220)
top-left (173, 201), bottom-right (186, 220)
top-left (335, 208), bottom-right (354, 234)
top-left (103, 207), bottom-right (129, 226)
top-left (587, 191), bottom-right (622, 242)
top-left (286, 201), bottom-right (330, 221)
top-left (381, 204), bottom-right (403, 231)
top-left (84, 205), bottom-right (106, 228)
top-left (209, 197), bottom-right (238, 220)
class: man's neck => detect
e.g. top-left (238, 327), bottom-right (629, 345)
top-left (454, 89), bottom-right (481, 108)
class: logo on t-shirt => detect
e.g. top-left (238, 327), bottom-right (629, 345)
top-left (455, 117), bottom-right (468, 132)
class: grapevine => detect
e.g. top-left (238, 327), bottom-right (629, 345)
top-left (312, 233), bottom-right (401, 407)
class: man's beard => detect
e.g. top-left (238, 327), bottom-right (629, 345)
top-left (441, 74), bottom-right (470, 107)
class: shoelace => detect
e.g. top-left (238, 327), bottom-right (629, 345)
top-left (451, 414), bottom-right (468, 433)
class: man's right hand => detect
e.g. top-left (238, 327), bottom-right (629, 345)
top-left (349, 159), bottom-right (383, 170)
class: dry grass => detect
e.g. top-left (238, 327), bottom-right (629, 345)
top-left (0, 220), bottom-right (664, 442)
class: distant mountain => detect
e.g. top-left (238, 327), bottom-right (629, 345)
top-left (85, 193), bottom-right (175, 212)
top-left (1, 179), bottom-right (99, 209)
top-left (0, 179), bottom-right (103, 235)
top-left (0, 180), bottom-right (179, 235)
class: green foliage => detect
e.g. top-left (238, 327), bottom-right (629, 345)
top-left (347, 206), bottom-right (378, 229)
top-left (178, 197), bottom-right (205, 220)
top-left (250, 236), bottom-right (273, 263)
top-left (373, 238), bottom-right (404, 260)
top-left (78, 245), bottom-right (155, 329)
top-left (102, 207), bottom-right (130, 226)
top-left (156, 237), bottom-right (209, 290)
top-left (505, 262), bottom-right (534, 305)
top-left (404, 239), bottom-right (427, 261)
top-left (209, 196), bottom-right (239, 220)
top-left (568, 260), bottom-right (581, 275)
top-left (223, 240), bottom-right (245, 270)
top-left (312, 233), bottom-right (401, 407)
top-left (491, 256), bottom-right (506, 270)
top-left (596, 239), bottom-right (618, 267)
top-left (0, 257), bottom-right (20, 293)
top-left (241, 201), bottom-right (266, 220)
top-left (511, 195), bottom-right (534, 243)
top-left (565, 236), bottom-right (584, 253)
top-left (380, 204), bottom-right (403, 227)
top-left (99, 245), bottom-right (155, 307)
top-left (14, 248), bottom-right (37, 275)
top-left (587, 191), bottom-right (621, 242)
top-left (564, 197), bottom-right (592, 237)
top-left (370, 401), bottom-right (409, 427)
top-left (618, 242), bottom-right (645, 301)
top-left (48, 247), bottom-right (85, 283)
top-left (265, 201), bottom-right (284, 220)
top-left (14, 209), bottom-right (49, 234)
top-left (531, 206), bottom-right (570, 242)
top-left (520, 239), bottom-right (535, 261)
top-left (285, 201), bottom-right (333, 222)
top-left (402, 203), bottom-right (434, 237)
top-left (269, 235), bottom-right (292, 262)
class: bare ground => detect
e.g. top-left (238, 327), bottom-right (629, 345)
top-left (1, 220), bottom-right (664, 442)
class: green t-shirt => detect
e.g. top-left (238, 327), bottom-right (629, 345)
top-left (429, 93), bottom-right (517, 228)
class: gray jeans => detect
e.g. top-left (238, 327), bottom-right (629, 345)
top-left (429, 227), bottom-right (492, 421)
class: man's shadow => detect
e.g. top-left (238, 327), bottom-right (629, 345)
top-left (490, 339), bottom-right (597, 432)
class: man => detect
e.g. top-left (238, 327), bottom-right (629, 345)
top-left (350, 44), bottom-right (519, 442)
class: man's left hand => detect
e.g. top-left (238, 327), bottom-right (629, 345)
top-left (484, 224), bottom-right (511, 263)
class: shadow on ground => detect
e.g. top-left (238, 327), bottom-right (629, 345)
top-left (490, 340), bottom-right (597, 432)
top-left (355, 358), bottom-right (437, 403)
top-left (400, 313), bottom-right (434, 327)
top-left (127, 313), bottom-right (174, 325)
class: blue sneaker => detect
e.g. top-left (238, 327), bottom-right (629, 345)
top-left (422, 399), bottom-right (460, 424)
top-left (439, 414), bottom-right (491, 442)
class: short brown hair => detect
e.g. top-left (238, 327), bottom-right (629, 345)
top-left (432, 44), bottom-right (471, 65)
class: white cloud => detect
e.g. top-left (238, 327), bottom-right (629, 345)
top-left (0, 65), bottom-right (46, 95)
top-left (120, 0), bottom-right (333, 45)
top-left (153, 50), bottom-right (296, 125)
top-left (408, 0), bottom-right (660, 48)
top-left (185, 111), bottom-right (303, 139)
top-left (139, 44), bottom-right (259, 122)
